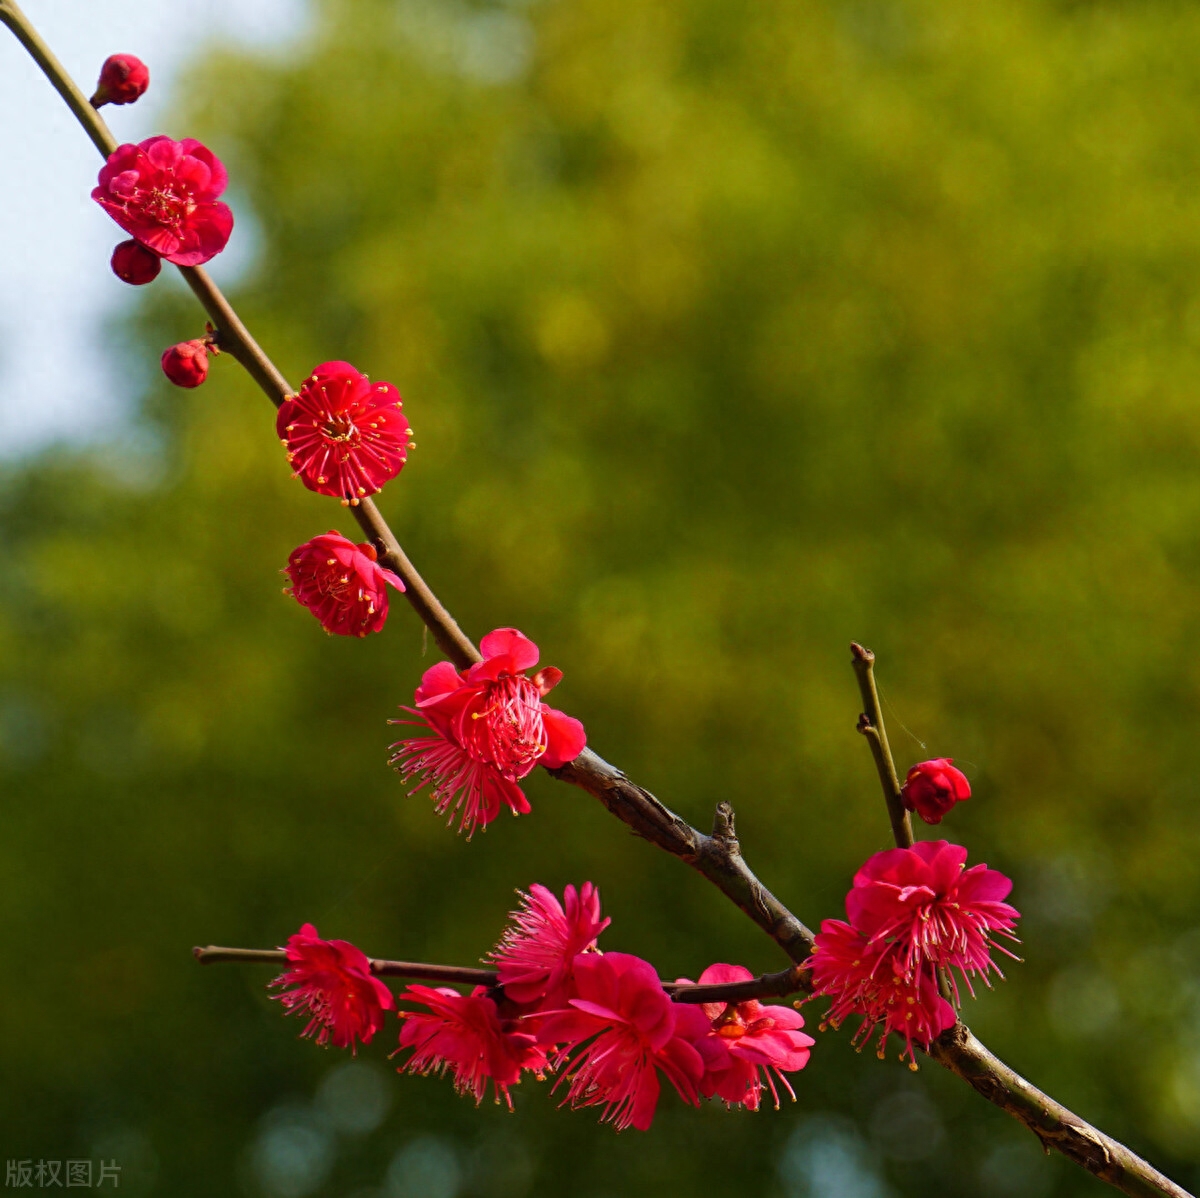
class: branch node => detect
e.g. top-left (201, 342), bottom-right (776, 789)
top-left (711, 801), bottom-right (739, 850)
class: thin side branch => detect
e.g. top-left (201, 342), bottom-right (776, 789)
top-left (192, 945), bottom-right (806, 1004)
top-left (5, 11), bottom-right (1187, 1195)
top-left (850, 642), bottom-right (913, 848)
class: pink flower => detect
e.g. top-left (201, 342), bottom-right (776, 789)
top-left (276, 361), bottom-right (411, 504)
top-left (809, 918), bottom-right (956, 1066)
top-left (284, 531), bottom-right (404, 637)
top-left (396, 984), bottom-right (546, 1108)
top-left (678, 964), bottom-right (814, 1110)
top-left (537, 952), bottom-right (705, 1131)
top-left (390, 628), bottom-right (587, 838)
top-left (91, 54), bottom-right (149, 107)
top-left (489, 882), bottom-right (610, 1006)
top-left (270, 923), bottom-right (394, 1053)
top-left (93, 137), bottom-right (233, 267)
top-left (846, 841), bottom-right (1020, 999)
top-left (161, 339), bottom-right (209, 388)
top-left (901, 758), bottom-right (971, 825)
top-left (110, 239), bottom-right (161, 285)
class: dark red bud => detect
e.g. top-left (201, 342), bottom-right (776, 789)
top-left (161, 340), bottom-right (209, 389)
top-left (91, 54), bottom-right (150, 108)
top-left (110, 240), bottom-right (161, 286)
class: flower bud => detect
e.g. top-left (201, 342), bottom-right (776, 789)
top-left (90, 54), bottom-right (149, 107)
top-left (110, 239), bottom-right (161, 286)
top-left (900, 758), bottom-right (971, 825)
top-left (161, 339), bottom-right (209, 388)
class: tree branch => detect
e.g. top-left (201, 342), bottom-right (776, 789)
top-left (850, 642), bottom-right (913, 849)
top-left (192, 945), bottom-right (807, 1004)
top-left (4, 10), bottom-right (1188, 1195)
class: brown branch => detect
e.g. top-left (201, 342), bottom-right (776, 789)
top-left (850, 642), bottom-right (913, 848)
top-left (930, 1025), bottom-right (1193, 1198)
top-left (4, 10), bottom-right (1187, 1195)
top-left (192, 945), bottom-right (806, 1004)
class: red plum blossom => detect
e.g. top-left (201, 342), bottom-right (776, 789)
top-left (276, 361), bottom-right (411, 504)
top-left (901, 758), bottom-right (971, 825)
top-left (390, 628), bottom-right (586, 838)
top-left (284, 531), bottom-right (404, 637)
top-left (93, 136), bottom-right (233, 266)
top-left (270, 923), bottom-right (394, 1053)
top-left (396, 984), bottom-right (546, 1108)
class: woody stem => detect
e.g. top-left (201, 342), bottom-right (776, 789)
top-left (192, 946), bottom-right (805, 1003)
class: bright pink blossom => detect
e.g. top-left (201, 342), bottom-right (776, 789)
top-left (91, 54), bottom-right (149, 107)
top-left (270, 923), bottom-right (394, 1053)
top-left (901, 758), bottom-right (971, 825)
top-left (396, 984), bottom-right (546, 1108)
top-left (276, 361), bottom-right (411, 504)
top-left (537, 952), bottom-right (705, 1131)
top-left (111, 239), bottom-right (161, 285)
top-left (846, 840), bottom-right (1020, 999)
top-left (285, 531), bottom-right (404, 637)
top-left (93, 136), bottom-right (233, 266)
top-left (489, 882), bottom-right (610, 1006)
top-left (679, 964), bottom-right (814, 1110)
top-left (390, 628), bottom-right (587, 838)
top-left (809, 918), bottom-right (955, 1066)
top-left (161, 339), bottom-right (209, 388)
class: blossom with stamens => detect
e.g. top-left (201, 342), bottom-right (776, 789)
top-left (269, 923), bottom-right (394, 1053)
top-left (284, 530), bottom-right (404, 636)
top-left (846, 840), bottom-right (1019, 999)
top-left (395, 984), bottom-right (546, 1108)
top-left (537, 952), bottom-right (706, 1131)
top-left (92, 136), bottom-right (233, 266)
top-left (276, 361), bottom-right (411, 504)
top-left (389, 628), bottom-right (586, 838)
top-left (679, 964), bottom-right (814, 1109)
top-left (489, 882), bottom-right (610, 1006)
top-left (808, 919), bottom-right (955, 1066)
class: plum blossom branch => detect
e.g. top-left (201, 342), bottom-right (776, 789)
top-left (850, 643), bottom-right (1193, 1198)
top-left (2, 8), bottom-right (1190, 1194)
top-left (192, 944), bottom-right (806, 1004)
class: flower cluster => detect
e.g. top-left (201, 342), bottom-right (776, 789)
top-left (390, 628), bottom-right (587, 837)
top-left (270, 883), bottom-right (815, 1130)
top-left (808, 840), bottom-right (1019, 1065)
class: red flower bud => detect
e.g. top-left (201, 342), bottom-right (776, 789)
top-left (91, 54), bottom-right (149, 108)
top-left (900, 758), bottom-right (971, 825)
top-left (161, 339), bottom-right (209, 388)
top-left (110, 239), bottom-right (161, 286)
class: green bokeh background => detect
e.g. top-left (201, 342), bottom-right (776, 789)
top-left (3, 0), bottom-right (1200, 1194)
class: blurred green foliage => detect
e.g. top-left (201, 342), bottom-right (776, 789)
top-left (3, 0), bottom-right (1200, 1193)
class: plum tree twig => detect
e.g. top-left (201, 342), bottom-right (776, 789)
top-left (0, 3), bottom-right (1191, 1194)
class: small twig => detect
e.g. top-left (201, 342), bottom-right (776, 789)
top-left (192, 945), bottom-right (807, 1004)
top-left (850, 642), bottom-right (913, 849)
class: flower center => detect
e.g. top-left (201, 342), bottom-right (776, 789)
top-left (465, 674), bottom-right (546, 779)
top-left (321, 411), bottom-right (360, 444)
